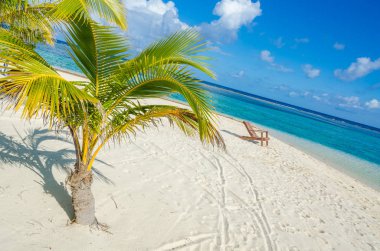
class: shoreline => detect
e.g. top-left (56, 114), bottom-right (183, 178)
top-left (163, 96), bottom-right (380, 192)
top-left (144, 98), bottom-right (380, 194)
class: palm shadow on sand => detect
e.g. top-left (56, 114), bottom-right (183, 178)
top-left (0, 128), bottom-right (113, 220)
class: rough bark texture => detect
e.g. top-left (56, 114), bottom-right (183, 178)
top-left (69, 165), bottom-right (96, 225)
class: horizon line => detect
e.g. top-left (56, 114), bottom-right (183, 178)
top-left (201, 80), bottom-right (380, 133)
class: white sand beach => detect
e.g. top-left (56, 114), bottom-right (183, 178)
top-left (0, 72), bottom-right (379, 250)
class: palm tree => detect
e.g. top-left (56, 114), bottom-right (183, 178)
top-left (0, 18), bottom-right (224, 225)
top-left (0, 0), bottom-right (55, 46)
top-left (0, 0), bottom-right (127, 46)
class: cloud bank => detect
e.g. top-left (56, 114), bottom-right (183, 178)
top-left (338, 96), bottom-right (362, 109)
top-left (199, 0), bottom-right (262, 42)
top-left (302, 64), bottom-right (320, 78)
top-left (260, 50), bottom-right (292, 72)
top-left (365, 99), bottom-right (380, 109)
top-left (273, 37), bottom-right (285, 48)
top-left (260, 50), bottom-right (274, 63)
top-left (123, 0), bottom-right (188, 49)
top-left (232, 70), bottom-right (245, 78)
top-left (123, 0), bottom-right (262, 48)
top-left (334, 57), bottom-right (380, 81)
top-left (333, 42), bottom-right (345, 50)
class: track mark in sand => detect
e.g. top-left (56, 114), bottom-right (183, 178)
top-left (215, 157), bottom-right (229, 250)
top-left (132, 140), bottom-right (233, 249)
top-left (229, 191), bottom-right (274, 251)
top-left (156, 233), bottom-right (216, 251)
top-left (133, 141), bottom-right (221, 199)
top-left (161, 194), bottom-right (206, 241)
top-left (197, 152), bottom-right (230, 250)
top-left (218, 152), bottom-right (276, 251)
top-left (134, 139), bottom-right (273, 250)
top-left (197, 149), bottom-right (276, 251)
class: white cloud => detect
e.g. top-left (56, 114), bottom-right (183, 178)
top-left (280, 88), bottom-right (371, 110)
top-left (232, 70), bottom-right (245, 78)
top-left (273, 37), bottom-right (285, 48)
top-left (213, 0), bottom-right (261, 30)
top-left (288, 91), bottom-right (313, 98)
top-left (125, 0), bottom-right (171, 14)
top-left (338, 96), bottom-right (362, 109)
top-left (302, 64), bottom-right (320, 78)
top-left (273, 84), bottom-right (289, 91)
top-left (124, 0), bottom-right (188, 49)
top-left (302, 91), bottom-right (311, 97)
top-left (312, 95), bottom-right (321, 101)
top-left (260, 50), bottom-right (293, 73)
top-left (200, 0), bottom-right (262, 42)
top-left (206, 41), bottom-right (231, 55)
top-left (288, 91), bottom-right (298, 97)
top-left (365, 99), bottom-right (380, 109)
top-left (260, 50), bottom-right (274, 63)
top-left (121, 0), bottom-right (262, 48)
top-left (275, 64), bottom-right (293, 73)
top-left (295, 37), bottom-right (309, 44)
top-left (333, 42), bottom-right (345, 50)
top-left (334, 57), bottom-right (380, 81)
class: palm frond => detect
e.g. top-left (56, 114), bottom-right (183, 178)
top-left (129, 29), bottom-right (215, 78)
top-left (0, 29), bottom-right (97, 122)
top-left (64, 19), bottom-right (129, 98)
top-left (106, 104), bottom-right (225, 149)
top-left (0, 28), bottom-right (53, 67)
top-left (0, 1), bottom-right (55, 45)
top-left (110, 57), bottom-right (212, 119)
top-left (51, 0), bottom-right (127, 30)
top-left (103, 29), bottom-right (222, 147)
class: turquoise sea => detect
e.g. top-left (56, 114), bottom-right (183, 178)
top-left (36, 42), bottom-right (380, 190)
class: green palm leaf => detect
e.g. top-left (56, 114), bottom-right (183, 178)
top-left (0, 29), bottom-right (97, 122)
top-left (0, 0), bottom-right (127, 46)
top-left (106, 104), bottom-right (225, 149)
top-left (51, 0), bottom-right (127, 30)
top-left (110, 59), bottom-right (211, 117)
top-left (64, 20), bottom-right (129, 98)
top-left (129, 29), bottom-right (215, 78)
top-left (0, 1), bottom-right (55, 45)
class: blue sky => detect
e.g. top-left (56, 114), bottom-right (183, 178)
top-left (123, 0), bottom-right (380, 127)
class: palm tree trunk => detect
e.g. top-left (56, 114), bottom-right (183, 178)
top-left (69, 163), bottom-right (96, 225)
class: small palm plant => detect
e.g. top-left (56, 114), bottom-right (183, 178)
top-left (0, 0), bottom-right (127, 46)
top-left (0, 19), bottom-right (224, 225)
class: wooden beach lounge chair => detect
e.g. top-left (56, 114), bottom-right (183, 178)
top-left (240, 121), bottom-right (269, 146)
